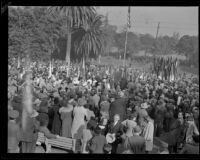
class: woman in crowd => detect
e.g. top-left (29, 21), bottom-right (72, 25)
top-left (71, 98), bottom-right (88, 139)
top-left (50, 97), bottom-right (62, 135)
top-left (8, 58), bottom-right (199, 154)
top-left (59, 99), bottom-right (73, 138)
top-left (81, 120), bottom-right (97, 153)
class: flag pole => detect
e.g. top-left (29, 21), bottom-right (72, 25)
top-left (123, 29), bottom-right (128, 68)
top-left (123, 7), bottom-right (131, 78)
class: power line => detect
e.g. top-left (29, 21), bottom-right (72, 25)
top-left (155, 22), bottom-right (160, 40)
top-left (131, 19), bottom-right (198, 26)
top-left (131, 25), bottom-right (198, 31)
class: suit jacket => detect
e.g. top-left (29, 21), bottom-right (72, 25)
top-left (8, 121), bottom-right (21, 150)
top-left (109, 98), bottom-right (127, 122)
top-left (89, 135), bottom-right (107, 153)
top-left (127, 135), bottom-right (146, 154)
top-left (108, 121), bottom-right (123, 134)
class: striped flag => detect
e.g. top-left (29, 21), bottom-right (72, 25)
top-left (127, 7), bottom-right (131, 28)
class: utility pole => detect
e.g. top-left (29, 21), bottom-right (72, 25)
top-left (155, 22), bottom-right (160, 40)
top-left (154, 22), bottom-right (160, 57)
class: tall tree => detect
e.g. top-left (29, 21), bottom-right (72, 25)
top-left (9, 7), bottom-right (62, 63)
top-left (47, 7), bottom-right (96, 74)
top-left (74, 14), bottom-right (105, 79)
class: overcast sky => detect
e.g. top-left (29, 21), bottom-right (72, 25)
top-left (97, 7), bottom-right (198, 37)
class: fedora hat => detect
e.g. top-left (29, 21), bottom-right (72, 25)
top-left (106, 133), bottom-right (116, 144)
top-left (8, 110), bottom-right (19, 119)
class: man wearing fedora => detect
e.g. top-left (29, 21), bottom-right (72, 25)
top-left (88, 126), bottom-right (107, 154)
top-left (21, 110), bottom-right (40, 153)
top-left (8, 110), bottom-right (21, 153)
top-left (127, 126), bottom-right (146, 154)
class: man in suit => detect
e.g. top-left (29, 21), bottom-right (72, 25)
top-left (21, 110), bottom-right (40, 153)
top-left (88, 126), bottom-right (107, 154)
top-left (127, 126), bottom-right (146, 154)
top-left (107, 114), bottom-right (124, 153)
top-left (8, 110), bottom-right (21, 153)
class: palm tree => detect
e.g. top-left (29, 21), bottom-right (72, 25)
top-left (74, 14), bottom-right (105, 79)
top-left (47, 7), bottom-right (96, 75)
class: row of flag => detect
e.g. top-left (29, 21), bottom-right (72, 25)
top-left (153, 56), bottom-right (178, 81)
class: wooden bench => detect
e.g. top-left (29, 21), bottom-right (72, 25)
top-left (37, 132), bottom-right (77, 153)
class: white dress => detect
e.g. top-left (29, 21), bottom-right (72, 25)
top-left (71, 106), bottom-right (88, 138)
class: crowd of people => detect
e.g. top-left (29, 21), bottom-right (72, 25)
top-left (8, 57), bottom-right (199, 154)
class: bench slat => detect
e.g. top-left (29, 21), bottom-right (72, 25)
top-left (51, 138), bottom-right (74, 143)
top-left (48, 140), bottom-right (73, 147)
top-left (51, 145), bottom-right (73, 150)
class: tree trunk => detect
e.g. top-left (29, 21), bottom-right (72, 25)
top-left (17, 54), bottom-right (20, 69)
top-left (66, 30), bottom-right (72, 77)
top-left (98, 54), bottom-right (101, 64)
top-left (83, 54), bottom-right (85, 80)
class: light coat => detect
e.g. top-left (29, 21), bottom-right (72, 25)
top-left (142, 120), bottom-right (154, 151)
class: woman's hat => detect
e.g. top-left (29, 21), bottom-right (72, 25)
top-left (8, 110), bottom-right (19, 119)
top-left (78, 98), bottom-right (87, 106)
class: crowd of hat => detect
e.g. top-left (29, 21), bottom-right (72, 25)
top-left (8, 57), bottom-right (199, 154)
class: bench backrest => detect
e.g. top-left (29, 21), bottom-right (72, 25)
top-left (37, 132), bottom-right (76, 152)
